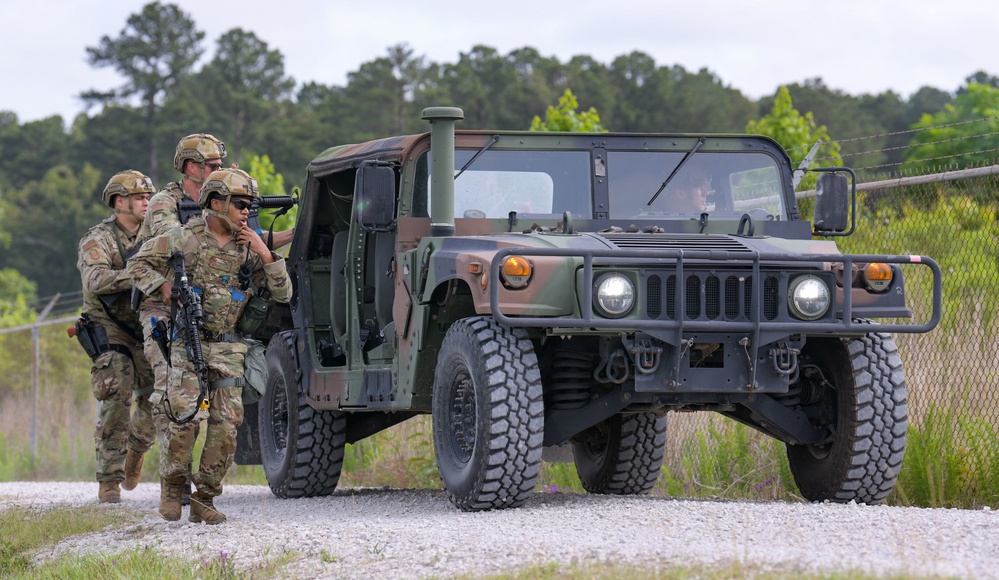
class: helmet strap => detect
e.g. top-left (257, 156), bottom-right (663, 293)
top-left (113, 195), bottom-right (144, 227)
top-left (205, 196), bottom-right (242, 234)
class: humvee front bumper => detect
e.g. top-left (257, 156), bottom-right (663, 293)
top-left (488, 246), bottom-right (941, 394)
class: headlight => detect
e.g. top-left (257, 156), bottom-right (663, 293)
top-left (789, 275), bottom-right (830, 320)
top-left (594, 274), bottom-right (635, 317)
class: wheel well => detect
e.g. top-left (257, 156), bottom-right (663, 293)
top-left (429, 278), bottom-right (477, 324)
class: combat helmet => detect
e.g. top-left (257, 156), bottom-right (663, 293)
top-left (173, 133), bottom-right (227, 173)
top-left (102, 170), bottom-right (155, 224)
top-left (102, 169), bottom-right (155, 207)
top-left (200, 168), bottom-right (259, 232)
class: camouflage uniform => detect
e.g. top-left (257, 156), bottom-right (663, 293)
top-left (137, 181), bottom-right (200, 410)
top-left (136, 132), bottom-right (224, 494)
top-left (78, 216), bottom-right (156, 486)
top-left (129, 219), bottom-right (291, 505)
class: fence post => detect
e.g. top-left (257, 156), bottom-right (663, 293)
top-left (30, 294), bottom-right (60, 470)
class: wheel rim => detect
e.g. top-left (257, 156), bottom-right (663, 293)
top-left (579, 423), bottom-right (610, 464)
top-left (270, 375), bottom-right (290, 460)
top-left (447, 368), bottom-right (477, 464)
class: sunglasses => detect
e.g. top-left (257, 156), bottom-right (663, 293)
top-left (203, 162), bottom-right (224, 172)
top-left (229, 199), bottom-right (253, 211)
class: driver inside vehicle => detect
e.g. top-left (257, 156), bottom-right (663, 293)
top-left (664, 167), bottom-right (712, 213)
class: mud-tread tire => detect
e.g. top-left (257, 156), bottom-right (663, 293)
top-left (259, 331), bottom-right (347, 498)
top-left (573, 412), bottom-right (668, 495)
top-left (788, 331), bottom-right (907, 505)
top-left (432, 317), bottom-right (545, 511)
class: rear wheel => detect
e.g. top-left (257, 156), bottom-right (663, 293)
top-left (259, 331), bottom-right (347, 498)
top-left (573, 412), bottom-right (668, 495)
top-left (432, 317), bottom-right (544, 511)
top-left (787, 331), bottom-right (907, 504)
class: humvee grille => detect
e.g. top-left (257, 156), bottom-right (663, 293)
top-left (645, 272), bottom-right (779, 322)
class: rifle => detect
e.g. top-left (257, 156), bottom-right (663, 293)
top-left (176, 194), bottom-right (297, 231)
top-left (163, 251), bottom-right (212, 425)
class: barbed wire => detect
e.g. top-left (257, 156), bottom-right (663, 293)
top-left (819, 130), bottom-right (999, 163)
top-left (853, 146), bottom-right (999, 173)
top-left (786, 116), bottom-right (999, 153)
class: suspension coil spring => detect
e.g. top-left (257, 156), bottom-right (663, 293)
top-left (549, 350), bottom-right (596, 410)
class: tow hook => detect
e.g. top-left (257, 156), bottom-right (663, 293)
top-left (627, 339), bottom-right (662, 375)
top-left (769, 341), bottom-right (799, 379)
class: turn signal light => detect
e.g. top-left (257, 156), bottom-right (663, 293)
top-left (862, 262), bottom-right (893, 292)
top-left (501, 256), bottom-right (532, 288)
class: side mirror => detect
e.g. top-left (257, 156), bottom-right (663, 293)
top-left (355, 162), bottom-right (396, 230)
top-left (813, 172), bottom-right (849, 233)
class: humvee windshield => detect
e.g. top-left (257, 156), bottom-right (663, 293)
top-left (422, 148), bottom-right (786, 221)
top-left (607, 151), bottom-right (785, 220)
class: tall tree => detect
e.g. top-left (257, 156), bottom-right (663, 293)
top-left (435, 45), bottom-right (516, 129)
top-left (0, 165), bottom-right (106, 296)
top-left (747, 86), bottom-right (842, 190)
top-left (196, 28), bottom-right (295, 161)
top-left (384, 44), bottom-right (431, 134)
top-left (905, 82), bottom-right (999, 174)
top-left (82, 1), bottom-right (204, 183)
top-left (0, 114), bottom-right (69, 192)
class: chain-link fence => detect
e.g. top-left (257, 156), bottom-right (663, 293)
top-left (2, 165), bottom-right (997, 507)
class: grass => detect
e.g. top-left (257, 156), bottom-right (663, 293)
top-left (0, 503), bottom-right (297, 579)
top-left (0, 504), bottom-right (140, 576)
top-left (2, 402), bottom-right (996, 509)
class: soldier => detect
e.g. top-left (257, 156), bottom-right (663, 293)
top-left (138, 134), bottom-right (293, 413)
top-left (129, 168), bottom-right (291, 523)
top-left (664, 167), bottom-right (712, 213)
top-left (76, 170), bottom-right (157, 503)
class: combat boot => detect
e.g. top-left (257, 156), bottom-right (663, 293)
top-left (181, 481), bottom-right (192, 506)
top-left (189, 492), bottom-right (226, 524)
top-left (122, 449), bottom-right (144, 491)
top-left (158, 478), bottom-right (185, 521)
top-left (98, 480), bottom-right (121, 503)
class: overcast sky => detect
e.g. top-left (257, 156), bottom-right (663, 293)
top-left (2, 0), bottom-right (996, 125)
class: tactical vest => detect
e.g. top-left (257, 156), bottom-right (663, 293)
top-left (179, 221), bottom-right (257, 336)
top-left (81, 216), bottom-right (143, 330)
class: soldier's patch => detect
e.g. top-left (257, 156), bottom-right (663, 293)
top-left (90, 249), bottom-right (102, 261)
top-left (209, 256), bottom-right (235, 271)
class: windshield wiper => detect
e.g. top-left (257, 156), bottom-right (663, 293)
top-left (646, 136), bottom-right (705, 206)
top-left (454, 134), bottom-right (500, 180)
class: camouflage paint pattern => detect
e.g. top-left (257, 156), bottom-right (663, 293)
top-left (128, 219), bottom-right (291, 496)
top-left (294, 130), bottom-right (939, 413)
top-left (78, 216), bottom-right (155, 482)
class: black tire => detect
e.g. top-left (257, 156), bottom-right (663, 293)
top-left (572, 412), bottom-right (668, 495)
top-left (432, 317), bottom-right (544, 511)
top-left (787, 331), bottom-right (907, 504)
top-left (259, 331), bottom-right (347, 498)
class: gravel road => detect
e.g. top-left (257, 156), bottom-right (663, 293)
top-left (2, 481), bottom-right (996, 578)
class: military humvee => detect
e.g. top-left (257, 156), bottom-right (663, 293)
top-left (236, 107), bottom-right (941, 511)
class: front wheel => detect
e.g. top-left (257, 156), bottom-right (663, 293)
top-left (432, 317), bottom-right (544, 511)
top-left (573, 412), bottom-right (668, 495)
top-left (787, 331), bottom-right (907, 504)
top-left (259, 331), bottom-right (347, 498)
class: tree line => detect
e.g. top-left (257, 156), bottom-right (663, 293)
top-left (1, 0), bottom-right (997, 305)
